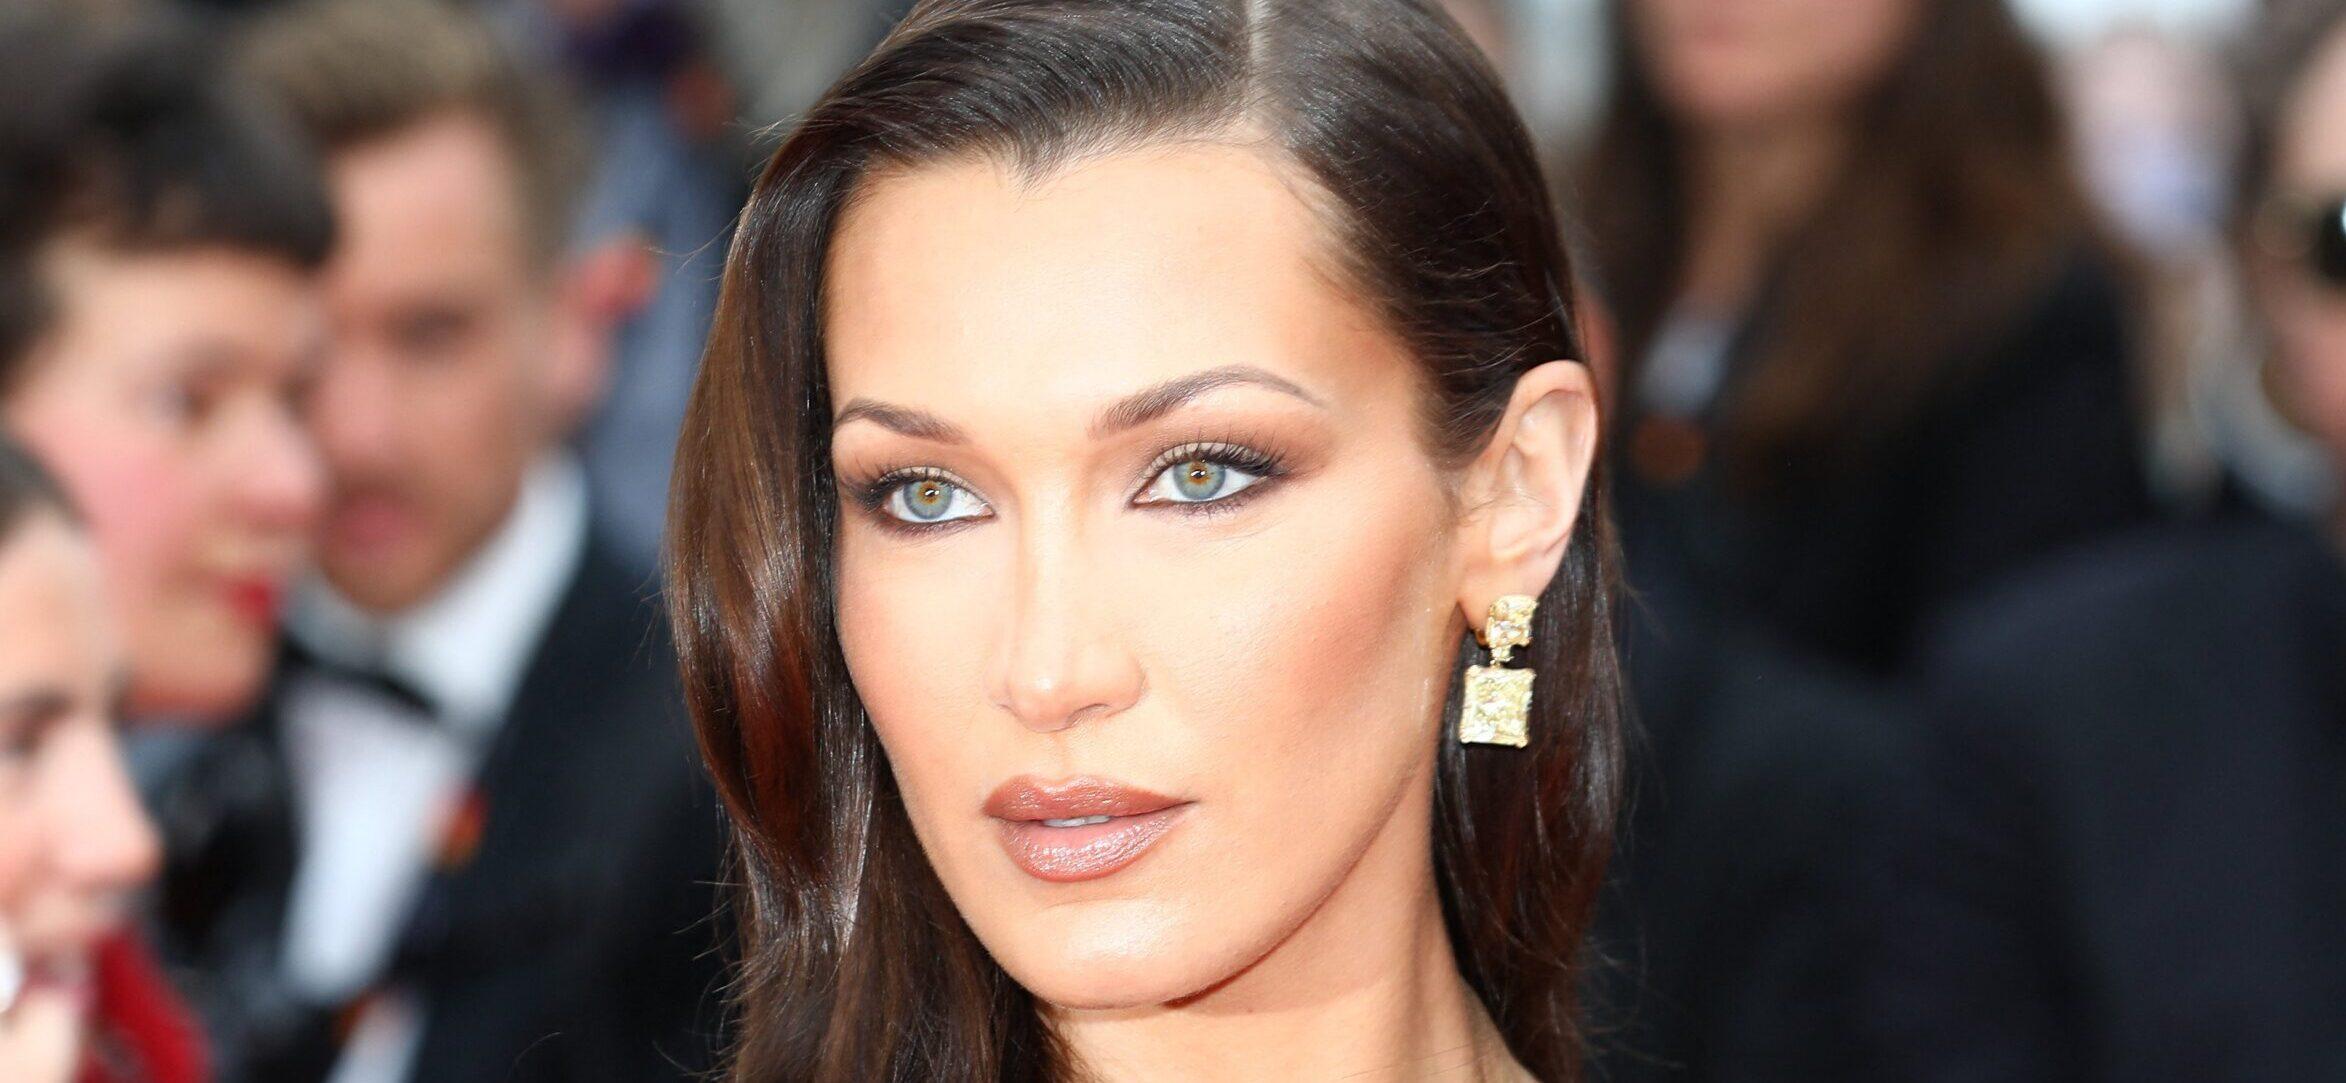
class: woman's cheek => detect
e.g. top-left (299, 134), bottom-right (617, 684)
top-left (837, 531), bottom-right (1002, 775)
top-left (1139, 478), bottom-right (1452, 777)
top-left (25, 434), bottom-right (189, 628)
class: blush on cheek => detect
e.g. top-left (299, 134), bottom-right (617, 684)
top-left (1174, 501), bottom-right (1452, 769)
top-left (13, 433), bottom-right (190, 619)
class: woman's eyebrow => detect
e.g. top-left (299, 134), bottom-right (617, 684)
top-left (831, 399), bottom-right (969, 443)
top-left (830, 364), bottom-right (1326, 444)
top-left (1090, 365), bottom-right (1326, 437)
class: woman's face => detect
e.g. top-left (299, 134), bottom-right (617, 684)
top-left (5, 244), bottom-right (325, 723)
top-left (1632, 0), bottom-right (1919, 132)
top-left (2257, 26), bottom-right (2346, 464)
top-left (826, 145), bottom-right (1474, 1010)
top-left (0, 513), bottom-right (156, 982)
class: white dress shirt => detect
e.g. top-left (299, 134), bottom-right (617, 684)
top-left (276, 455), bottom-right (588, 1083)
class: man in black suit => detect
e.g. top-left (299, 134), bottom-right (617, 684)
top-left (1861, 3), bottom-right (2346, 1077)
top-left (154, 2), bottom-right (725, 1080)
top-left (1868, 512), bottom-right (2346, 1082)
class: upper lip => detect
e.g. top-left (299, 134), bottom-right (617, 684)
top-left (984, 776), bottom-right (1185, 822)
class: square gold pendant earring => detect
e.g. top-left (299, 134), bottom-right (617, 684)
top-left (1458, 594), bottom-right (1536, 747)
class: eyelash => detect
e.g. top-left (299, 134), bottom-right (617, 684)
top-left (1132, 441), bottom-right (1288, 514)
top-left (843, 440), bottom-right (1293, 533)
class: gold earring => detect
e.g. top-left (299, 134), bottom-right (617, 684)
top-left (1459, 595), bottom-right (1536, 747)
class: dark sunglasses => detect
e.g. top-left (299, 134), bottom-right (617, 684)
top-left (2256, 193), bottom-right (2346, 290)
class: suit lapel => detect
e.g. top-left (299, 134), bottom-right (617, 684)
top-left (399, 533), bottom-right (673, 1080)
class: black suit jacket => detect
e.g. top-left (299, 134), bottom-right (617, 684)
top-left (1591, 248), bottom-right (2160, 1083)
top-left (1590, 601), bottom-right (1919, 1083)
top-left (1865, 512), bottom-right (2346, 1081)
top-left (1614, 250), bottom-right (2156, 676)
top-left (156, 531), bottom-right (728, 1083)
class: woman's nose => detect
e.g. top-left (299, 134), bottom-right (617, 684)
top-left (45, 728), bottom-right (162, 897)
top-left (228, 393), bottom-right (327, 538)
top-left (985, 533), bottom-right (1144, 734)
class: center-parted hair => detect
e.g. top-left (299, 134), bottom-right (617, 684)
top-left (665, 2), bottom-right (1626, 1078)
top-left (1586, 0), bottom-right (2115, 485)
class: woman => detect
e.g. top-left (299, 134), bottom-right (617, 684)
top-left (0, 6), bottom-right (329, 726)
top-left (1864, 3), bottom-right (2346, 1079)
top-left (666, 0), bottom-right (1625, 1078)
top-left (0, 10), bottom-right (327, 1081)
top-left (1587, 0), bottom-right (2157, 672)
top-left (0, 438), bottom-right (187, 1083)
top-left (1567, 4), bottom-right (2156, 1079)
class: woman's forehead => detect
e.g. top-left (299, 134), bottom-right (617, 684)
top-left (822, 144), bottom-right (1405, 430)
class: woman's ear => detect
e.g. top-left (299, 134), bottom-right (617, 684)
top-left (1455, 359), bottom-right (1600, 627)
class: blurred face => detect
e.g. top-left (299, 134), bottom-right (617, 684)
top-left (0, 514), bottom-right (157, 982)
top-left (1632, 0), bottom-right (1919, 131)
top-left (826, 146), bottom-right (1472, 1010)
top-left (311, 111), bottom-right (592, 613)
top-left (2255, 27), bottom-right (2346, 465)
top-left (4, 245), bottom-right (325, 722)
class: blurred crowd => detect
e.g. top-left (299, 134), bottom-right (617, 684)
top-left (0, 0), bottom-right (2337, 1081)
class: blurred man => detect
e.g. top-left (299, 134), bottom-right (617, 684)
top-left (1863, 2), bottom-right (2346, 1079)
top-left (156, 3), bottom-right (725, 1081)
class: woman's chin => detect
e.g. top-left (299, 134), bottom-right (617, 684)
top-left (1019, 968), bottom-right (1205, 1014)
top-left (129, 651), bottom-right (268, 725)
top-left (984, 904), bottom-right (1299, 1014)
top-left (982, 910), bottom-right (1236, 1012)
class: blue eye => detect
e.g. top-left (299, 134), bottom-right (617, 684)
top-left (881, 474), bottom-right (988, 523)
top-left (1136, 450), bottom-right (1271, 506)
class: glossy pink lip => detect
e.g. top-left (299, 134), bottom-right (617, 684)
top-left (986, 776), bottom-right (1191, 883)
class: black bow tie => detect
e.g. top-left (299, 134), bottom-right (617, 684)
top-left (281, 638), bottom-right (440, 721)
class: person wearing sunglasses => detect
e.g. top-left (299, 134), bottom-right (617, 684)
top-left (1858, 2), bottom-right (2346, 1080)
top-left (2249, 171), bottom-right (2346, 484)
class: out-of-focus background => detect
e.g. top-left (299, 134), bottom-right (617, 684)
top-left (1, 0), bottom-right (2341, 1081)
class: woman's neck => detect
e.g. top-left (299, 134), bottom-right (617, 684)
top-left (1678, 112), bottom-right (1849, 311)
top-left (1047, 779), bottom-right (1524, 1082)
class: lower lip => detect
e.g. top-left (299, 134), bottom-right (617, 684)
top-left (995, 806), bottom-right (1189, 883)
top-left (223, 580), bottom-right (282, 626)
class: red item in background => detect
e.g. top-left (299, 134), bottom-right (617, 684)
top-left (77, 931), bottom-right (207, 1083)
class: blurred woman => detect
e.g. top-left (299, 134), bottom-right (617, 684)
top-left (0, 6), bottom-right (329, 727)
top-left (1580, 5), bottom-right (2160, 1079)
top-left (0, 9), bottom-right (331, 1082)
top-left (1587, 0), bottom-right (2157, 672)
top-left (0, 438), bottom-right (187, 1083)
top-left (1865, 4), bottom-right (2346, 1078)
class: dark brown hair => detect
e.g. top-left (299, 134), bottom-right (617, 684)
top-left (0, 431), bottom-right (78, 541)
top-left (238, 0), bottom-right (584, 267)
top-left (0, 5), bottom-right (333, 386)
top-left (1585, 0), bottom-right (2112, 479)
top-left (2235, 0), bottom-right (2346, 223)
top-left (667, 1), bottom-right (1625, 1079)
